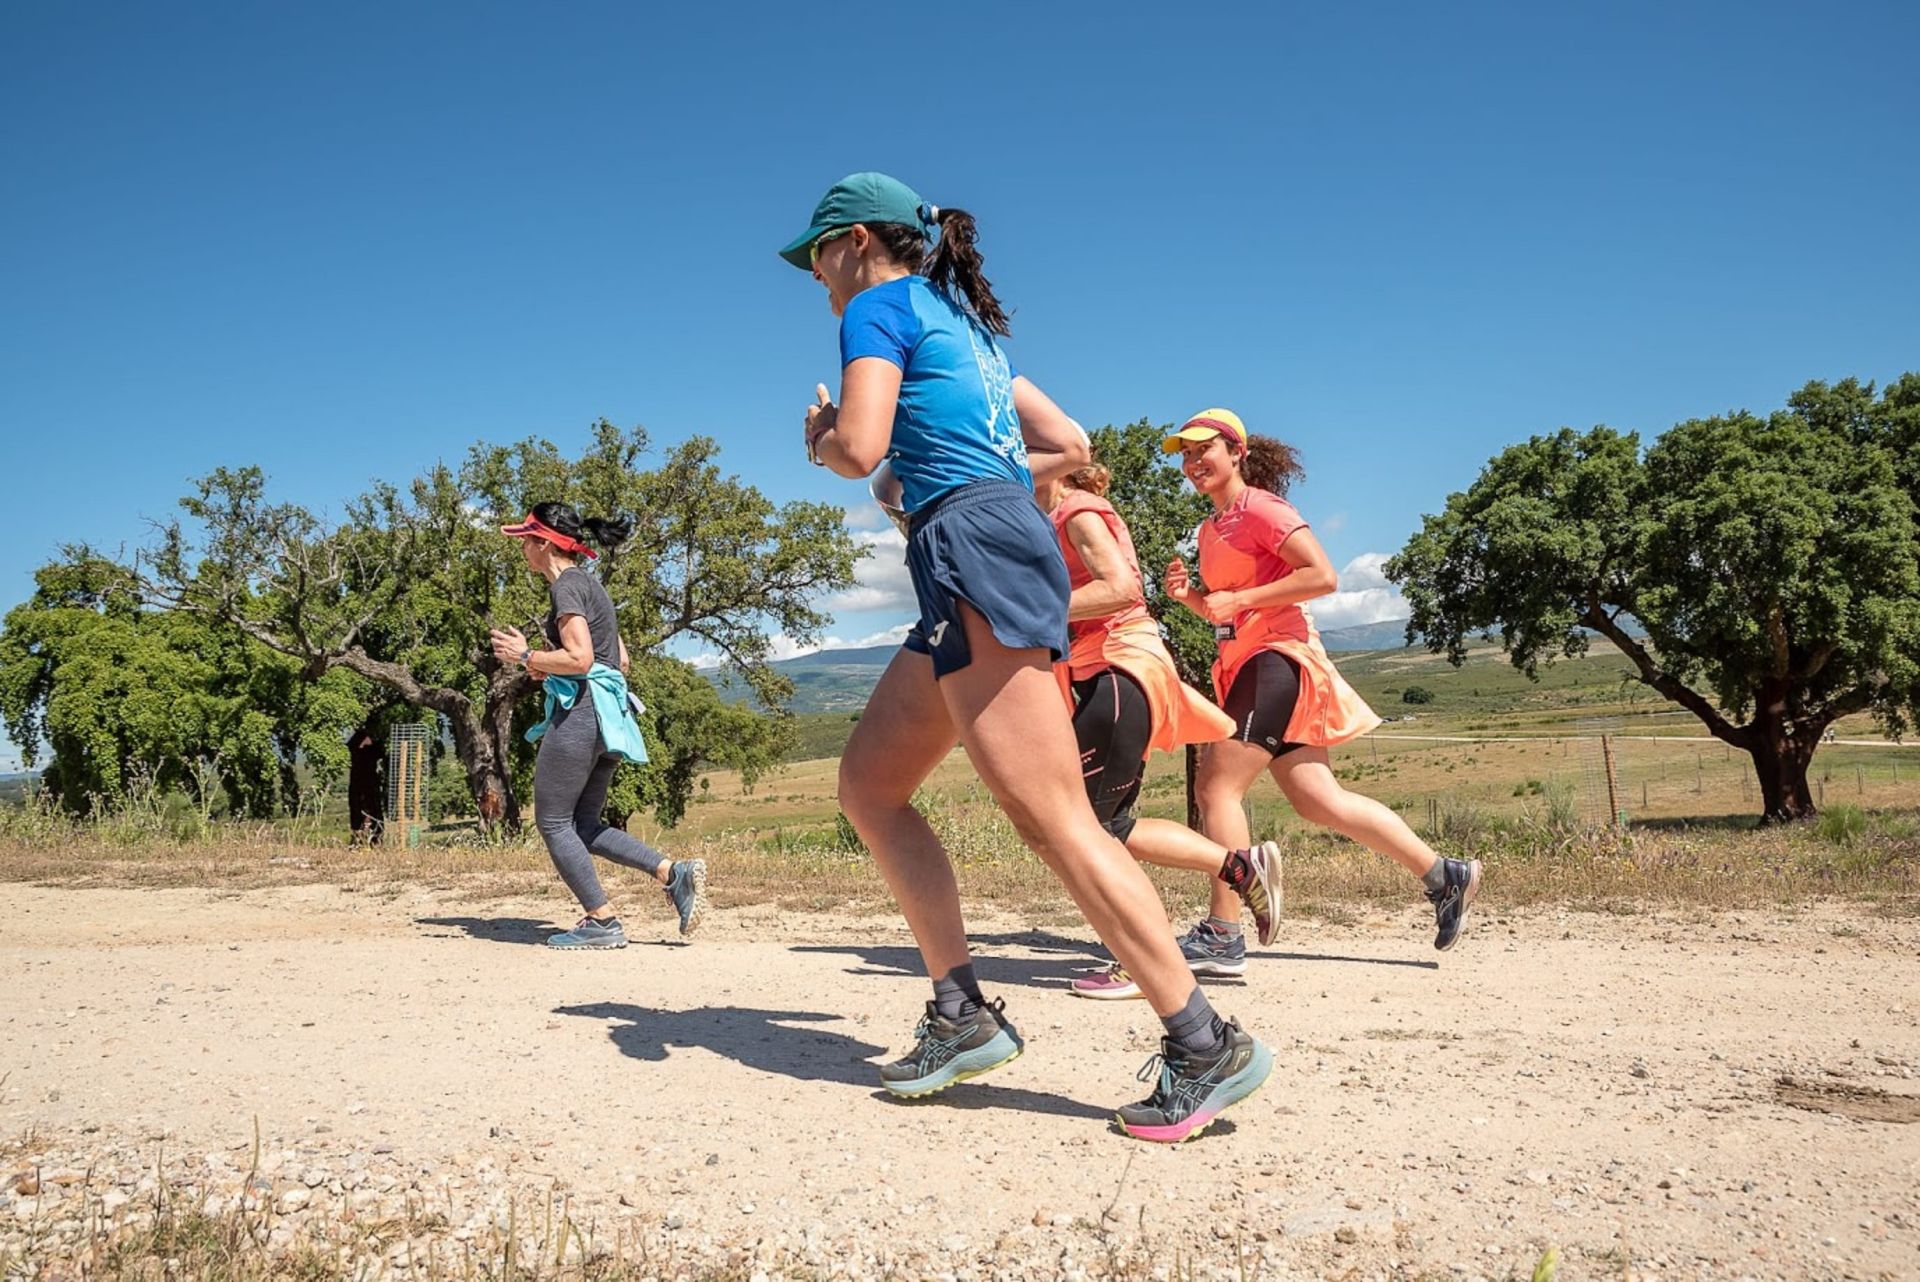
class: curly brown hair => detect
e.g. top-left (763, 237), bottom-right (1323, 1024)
top-left (1238, 434), bottom-right (1305, 495)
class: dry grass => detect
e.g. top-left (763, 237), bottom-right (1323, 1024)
top-left (0, 1124), bottom-right (1231, 1282)
top-left (4, 771), bottom-right (1916, 919)
top-left (3, 1158), bottom-right (785, 1281)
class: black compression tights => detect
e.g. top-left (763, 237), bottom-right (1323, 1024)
top-left (1070, 667), bottom-right (1153, 842)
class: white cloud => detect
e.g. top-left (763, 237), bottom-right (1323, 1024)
top-left (824, 525), bottom-right (916, 614)
top-left (1303, 552), bottom-right (1410, 631)
top-left (1318, 511), bottom-right (1348, 534)
top-left (842, 504), bottom-right (897, 533)
top-left (767, 633), bottom-right (822, 661)
top-left (1338, 552), bottom-right (1396, 591)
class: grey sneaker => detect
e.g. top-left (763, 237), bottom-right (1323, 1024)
top-left (665, 859), bottom-right (708, 937)
top-left (1115, 1017), bottom-right (1273, 1143)
top-left (1427, 857), bottom-right (1481, 951)
top-left (879, 998), bottom-right (1024, 1097)
top-left (547, 915), bottom-right (627, 950)
top-left (1177, 920), bottom-right (1248, 976)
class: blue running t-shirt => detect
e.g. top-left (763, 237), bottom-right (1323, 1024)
top-left (839, 275), bottom-right (1031, 513)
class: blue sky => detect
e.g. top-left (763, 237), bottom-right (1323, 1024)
top-left (4, 1), bottom-right (1917, 751)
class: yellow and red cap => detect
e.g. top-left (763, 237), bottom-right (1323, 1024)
top-left (1162, 408), bottom-right (1247, 454)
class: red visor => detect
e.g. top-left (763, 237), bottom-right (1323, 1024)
top-left (499, 513), bottom-right (598, 559)
top-left (1184, 415), bottom-right (1245, 448)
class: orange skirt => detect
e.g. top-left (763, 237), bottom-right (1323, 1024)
top-left (1058, 615), bottom-right (1234, 753)
top-left (1213, 620), bottom-right (1381, 748)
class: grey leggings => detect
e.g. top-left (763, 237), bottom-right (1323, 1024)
top-left (534, 695), bottom-right (666, 912)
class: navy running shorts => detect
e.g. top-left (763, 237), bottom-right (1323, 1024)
top-left (900, 479), bottom-right (1070, 679)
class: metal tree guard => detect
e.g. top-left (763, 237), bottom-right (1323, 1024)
top-left (1576, 715), bottom-right (1627, 830)
top-left (386, 723), bottom-right (432, 848)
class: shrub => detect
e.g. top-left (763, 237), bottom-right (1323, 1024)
top-left (1818, 804), bottom-right (1868, 847)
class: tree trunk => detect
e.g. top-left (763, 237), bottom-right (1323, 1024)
top-left (1749, 722), bottom-right (1818, 825)
top-left (319, 647), bottom-right (529, 833)
top-left (449, 699), bottom-right (520, 832)
top-left (346, 723), bottom-right (385, 844)
top-left (1184, 743), bottom-right (1201, 831)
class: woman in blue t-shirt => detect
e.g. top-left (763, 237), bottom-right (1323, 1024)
top-left (780, 172), bottom-right (1272, 1143)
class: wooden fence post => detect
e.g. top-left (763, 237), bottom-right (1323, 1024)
top-left (1602, 734), bottom-right (1623, 829)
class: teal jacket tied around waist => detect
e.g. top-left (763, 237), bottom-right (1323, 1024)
top-left (525, 663), bottom-right (650, 764)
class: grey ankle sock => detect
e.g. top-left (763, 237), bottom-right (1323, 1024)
top-left (1204, 915), bottom-right (1243, 938)
top-left (1421, 860), bottom-right (1448, 892)
top-left (1161, 987), bottom-right (1227, 1058)
top-left (932, 963), bottom-right (985, 1020)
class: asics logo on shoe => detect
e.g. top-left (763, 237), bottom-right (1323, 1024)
top-left (905, 1024), bottom-right (974, 1070)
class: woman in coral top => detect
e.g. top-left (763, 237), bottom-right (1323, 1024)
top-left (1163, 409), bottom-right (1481, 958)
top-left (1038, 463), bottom-right (1282, 1001)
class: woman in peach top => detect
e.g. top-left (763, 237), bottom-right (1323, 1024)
top-left (1038, 462), bottom-right (1282, 1000)
top-left (1163, 409), bottom-right (1481, 959)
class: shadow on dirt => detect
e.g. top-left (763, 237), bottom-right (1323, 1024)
top-left (416, 916), bottom-right (555, 945)
top-left (789, 932), bottom-right (1106, 991)
top-left (1265, 949), bottom-right (1440, 971)
top-left (554, 1001), bottom-right (1112, 1121)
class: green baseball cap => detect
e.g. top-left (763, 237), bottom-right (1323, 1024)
top-left (778, 171), bottom-right (930, 269)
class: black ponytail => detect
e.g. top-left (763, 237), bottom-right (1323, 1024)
top-left (866, 207), bottom-right (1011, 337)
top-left (529, 501), bottom-right (633, 553)
top-left (924, 208), bottom-right (1009, 336)
top-left (580, 514), bottom-right (634, 546)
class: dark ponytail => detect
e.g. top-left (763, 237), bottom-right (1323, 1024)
top-left (529, 501), bottom-right (633, 553)
top-left (866, 207), bottom-right (1011, 337)
top-left (924, 208), bottom-right (1009, 336)
top-left (1239, 435), bottom-right (1305, 496)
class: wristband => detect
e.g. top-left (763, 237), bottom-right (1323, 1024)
top-left (519, 647), bottom-right (532, 666)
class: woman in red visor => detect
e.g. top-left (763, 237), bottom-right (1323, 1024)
top-left (490, 502), bottom-right (709, 949)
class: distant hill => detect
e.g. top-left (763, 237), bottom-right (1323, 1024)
top-left (704, 644), bottom-right (896, 713)
top-left (1317, 618), bottom-right (1415, 651)
top-left (704, 623), bottom-right (1422, 713)
top-left (0, 771), bottom-right (42, 807)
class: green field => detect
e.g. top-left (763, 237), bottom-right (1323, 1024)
top-left (679, 638), bottom-right (1915, 846)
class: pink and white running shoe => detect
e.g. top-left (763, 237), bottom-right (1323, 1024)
top-left (1070, 962), bottom-right (1143, 1001)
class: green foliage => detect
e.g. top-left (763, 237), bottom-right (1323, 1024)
top-left (1086, 419), bottom-right (1214, 685)
top-left (1816, 803), bottom-right (1868, 847)
top-left (136, 421), bottom-right (859, 829)
top-left (833, 810), bottom-right (866, 855)
top-left (1401, 685), bottom-right (1435, 705)
top-left (0, 556), bottom-right (374, 817)
top-left (782, 710), bottom-right (865, 762)
top-left (1388, 376), bottom-right (1920, 820)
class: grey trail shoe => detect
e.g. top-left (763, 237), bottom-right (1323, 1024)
top-left (879, 999), bottom-right (1024, 1098)
top-left (665, 859), bottom-right (709, 937)
top-left (1177, 920), bottom-right (1248, 977)
top-left (1428, 857), bottom-right (1482, 951)
top-left (547, 915), bottom-right (627, 950)
top-left (1115, 1018), bottom-right (1273, 1144)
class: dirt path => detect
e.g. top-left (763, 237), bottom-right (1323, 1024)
top-left (3, 882), bottom-right (1918, 1279)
